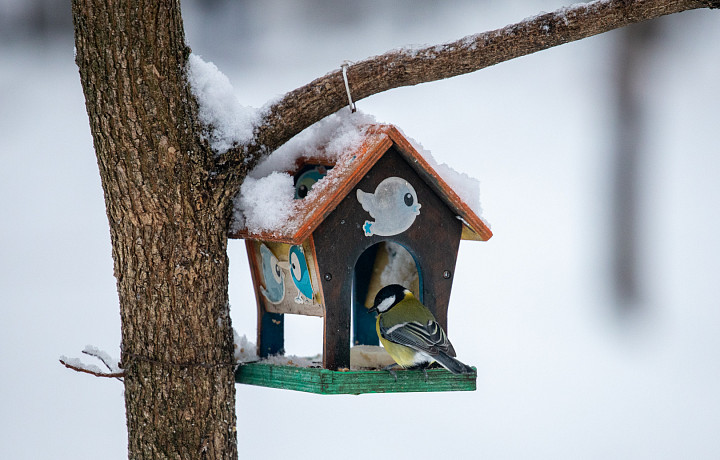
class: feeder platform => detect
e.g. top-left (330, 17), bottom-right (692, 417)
top-left (235, 362), bottom-right (477, 395)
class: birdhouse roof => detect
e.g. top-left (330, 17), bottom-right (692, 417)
top-left (229, 124), bottom-right (492, 244)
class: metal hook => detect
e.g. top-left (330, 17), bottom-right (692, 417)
top-left (341, 61), bottom-right (357, 113)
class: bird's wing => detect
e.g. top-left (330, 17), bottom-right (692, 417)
top-left (355, 189), bottom-right (376, 218)
top-left (380, 319), bottom-right (456, 357)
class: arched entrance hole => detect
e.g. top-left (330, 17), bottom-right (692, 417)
top-left (352, 241), bottom-right (422, 346)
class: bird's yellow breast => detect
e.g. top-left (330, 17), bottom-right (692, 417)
top-left (376, 315), bottom-right (432, 368)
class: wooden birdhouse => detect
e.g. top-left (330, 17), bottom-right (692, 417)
top-left (231, 124), bottom-right (492, 394)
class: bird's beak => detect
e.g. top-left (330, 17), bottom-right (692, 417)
top-left (277, 261), bottom-right (290, 271)
top-left (367, 306), bottom-right (378, 314)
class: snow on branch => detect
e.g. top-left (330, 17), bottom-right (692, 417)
top-left (186, 54), bottom-right (260, 155)
top-left (215, 0), bottom-right (715, 176)
top-left (59, 346), bottom-right (124, 380)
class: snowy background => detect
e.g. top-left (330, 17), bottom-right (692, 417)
top-left (2, 1), bottom-right (719, 459)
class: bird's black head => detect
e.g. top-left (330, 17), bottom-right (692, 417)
top-left (368, 284), bottom-right (409, 314)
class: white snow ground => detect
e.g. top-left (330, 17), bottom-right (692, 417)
top-left (1, 2), bottom-right (719, 459)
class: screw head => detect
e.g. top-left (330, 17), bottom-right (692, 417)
top-left (443, 270), bottom-right (452, 279)
top-left (324, 273), bottom-right (332, 281)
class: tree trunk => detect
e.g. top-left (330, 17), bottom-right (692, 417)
top-left (72, 1), bottom-right (238, 458)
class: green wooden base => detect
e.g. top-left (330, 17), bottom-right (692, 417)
top-left (235, 362), bottom-right (476, 395)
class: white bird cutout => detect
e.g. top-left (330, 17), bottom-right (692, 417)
top-left (356, 177), bottom-right (422, 237)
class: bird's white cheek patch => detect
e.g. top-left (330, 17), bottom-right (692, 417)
top-left (376, 295), bottom-right (396, 313)
top-left (356, 176), bottom-right (421, 237)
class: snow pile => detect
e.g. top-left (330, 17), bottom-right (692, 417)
top-left (233, 331), bottom-right (259, 363)
top-left (260, 354), bottom-right (317, 368)
top-left (234, 330), bottom-right (318, 367)
top-left (233, 109), bottom-right (488, 234)
top-left (399, 128), bottom-right (487, 225)
top-left (233, 172), bottom-right (297, 234)
top-left (438, 164), bottom-right (485, 222)
top-left (233, 110), bottom-right (375, 234)
top-left (248, 109), bottom-right (377, 179)
top-left (186, 53), bottom-right (259, 154)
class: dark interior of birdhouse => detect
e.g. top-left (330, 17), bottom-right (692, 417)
top-left (352, 241), bottom-right (421, 347)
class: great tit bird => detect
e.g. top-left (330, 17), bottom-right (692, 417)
top-left (369, 284), bottom-right (473, 375)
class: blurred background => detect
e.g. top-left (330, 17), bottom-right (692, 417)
top-left (1, 1), bottom-right (719, 458)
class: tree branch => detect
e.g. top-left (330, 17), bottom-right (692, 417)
top-left (59, 346), bottom-right (124, 380)
top-left (82, 347), bottom-right (122, 374)
top-left (59, 358), bottom-right (126, 379)
top-left (216, 0), bottom-right (715, 175)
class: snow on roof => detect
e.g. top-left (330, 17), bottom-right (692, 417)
top-left (230, 110), bottom-right (491, 243)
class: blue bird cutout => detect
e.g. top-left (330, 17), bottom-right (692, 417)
top-left (288, 245), bottom-right (313, 303)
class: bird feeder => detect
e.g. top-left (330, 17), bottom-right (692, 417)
top-left (231, 124), bottom-right (492, 394)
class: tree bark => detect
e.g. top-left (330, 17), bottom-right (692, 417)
top-left (70, 0), bottom-right (718, 458)
top-left (72, 1), bottom-right (238, 458)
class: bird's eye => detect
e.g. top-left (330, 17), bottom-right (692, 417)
top-left (404, 192), bottom-right (414, 206)
top-left (290, 252), bottom-right (302, 281)
top-left (297, 184), bottom-right (309, 198)
top-left (271, 259), bottom-right (282, 284)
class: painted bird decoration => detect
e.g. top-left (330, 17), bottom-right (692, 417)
top-left (287, 244), bottom-right (313, 303)
top-left (369, 284), bottom-right (473, 374)
top-left (356, 176), bottom-right (421, 237)
top-left (259, 243), bottom-right (285, 304)
top-left (294, 165), bottom-right (328, 199)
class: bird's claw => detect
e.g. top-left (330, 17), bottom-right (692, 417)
top-left (383, 364), bottom-right (399, 382)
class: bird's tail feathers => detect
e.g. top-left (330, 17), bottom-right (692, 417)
top-left (435, 352), bottom-right (474, 375)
